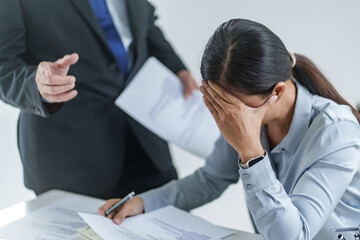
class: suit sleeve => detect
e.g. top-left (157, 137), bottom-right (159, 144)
top-left (145, 2), bottom-right (186, 74)
top-left (139, 136), bottom-right (240, 212)
top-left (0, 0), bottom-right (49, 117)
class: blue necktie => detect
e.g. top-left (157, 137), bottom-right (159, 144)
top-left (89, 0), bottom-right (128, 77)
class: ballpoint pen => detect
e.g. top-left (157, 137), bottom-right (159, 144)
top-left (105, 191), bottom-right (135, 217)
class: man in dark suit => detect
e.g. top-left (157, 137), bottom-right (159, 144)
top-left (0, 0), bottom-right (197, 199)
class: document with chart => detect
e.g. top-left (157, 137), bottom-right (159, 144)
top-left (115, 57), bottom-right (220, 158)
top-left (79, 205), bottom-right (234, 240)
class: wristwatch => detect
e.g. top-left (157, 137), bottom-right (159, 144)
top-left (239, 152), bottom-right (266, 169)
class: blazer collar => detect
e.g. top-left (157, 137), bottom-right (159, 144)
top-left (69, 0), bottom-right (115, 59)
top-left (271, 80), bottom-right (313, 154)
top-left (70, 0), bottom-right (144, 81)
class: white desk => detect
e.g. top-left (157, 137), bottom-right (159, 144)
top-left (0, 190), bottom-right (262, 240)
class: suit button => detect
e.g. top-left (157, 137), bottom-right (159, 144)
top-left (243, 173), bottom-right (250, 179)
top-left (246, 184), bottom-right (253, 191)
top-left (109, 62), bottom-right (119, 71)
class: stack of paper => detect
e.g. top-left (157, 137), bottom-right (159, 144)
top-left (79, 205), bottom-right (234, 240)
top-left (0, 196), bottom-right (105, 240)
top-left (78, 226), bottom-right (103, 240)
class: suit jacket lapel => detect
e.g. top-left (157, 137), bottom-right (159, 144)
top-left (70, 0), bottom-right (145, 83)
top-left (125, 0), bottom-right (146, 81)
top-left (69, 0), bottom-right (114, 58)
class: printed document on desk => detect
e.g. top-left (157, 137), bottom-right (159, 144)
top-left (0, 196), bottom-right (105, 240)
top-left (115, 57), bottom-right (220, 158)
top-left (79, 205), bottom-right (234, 240)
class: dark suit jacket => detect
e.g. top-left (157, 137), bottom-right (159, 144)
top-left (0, 0), bottom-right (186, 197)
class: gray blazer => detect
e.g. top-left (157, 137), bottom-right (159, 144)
top-left (0, 0), bottom-right (186, 197)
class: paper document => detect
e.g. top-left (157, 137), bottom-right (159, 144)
top-left (79, 205), bottom-right (234, 240)
top-left (115, 57), bottom-right (220, 158)
top-left (78, 226), bottom-right (103, 240)
top-left (0, 196), bottom-right (105, 240)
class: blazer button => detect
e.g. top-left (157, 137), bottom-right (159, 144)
top-left (109, 62), bottom-right (119, 71)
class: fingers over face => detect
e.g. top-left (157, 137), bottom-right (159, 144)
top-left (201, 81), bottom-right (228, 108)
top-left (202, 95), bottom-right (220, 122)
top-left (199, 84), bottom-right (224, 114)
top-left (208, 80), bottom-right (243, 105)
top-left (200, 86), bottom-right (222, 114)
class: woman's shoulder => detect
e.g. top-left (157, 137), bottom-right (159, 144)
top-left (303, 95), bottom-right (360, 159)
top-left (311, 94), bottom-right (359, 126)
top-left (298, 97), bottom-right (360, 170)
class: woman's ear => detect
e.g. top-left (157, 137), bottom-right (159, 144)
top-left (272, 82), bottom-right (286, 100)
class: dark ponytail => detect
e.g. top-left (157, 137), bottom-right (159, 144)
top-left (201, 19), bottom-right (360, 124)
top-left (292, 54), bottom-right (360, 123)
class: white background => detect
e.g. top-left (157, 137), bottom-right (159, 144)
top-left (1, 0), bottom-right (359, 233)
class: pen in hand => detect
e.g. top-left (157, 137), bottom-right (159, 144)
top-left (105, 191), bottom-right (135, 217)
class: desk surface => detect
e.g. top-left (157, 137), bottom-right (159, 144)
top-left (0, 190), bottom-right (262, 240)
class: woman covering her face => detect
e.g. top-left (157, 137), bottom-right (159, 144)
top-left (99, 19), bottom-right (360, 240)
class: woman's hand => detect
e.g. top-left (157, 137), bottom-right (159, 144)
top-left (200, 81), bottom-right (277, 163)
top-left (98, 197), bottom-right (145, 225)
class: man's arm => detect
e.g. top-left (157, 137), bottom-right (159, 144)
top-left (145, 2), bottom-right (197, 98)
top-left (0, 0), bottom-right (47, 116)
top-left (145, 2), bottom-right (185, 74)
top-left (0, 0), bottom-right (78, 117)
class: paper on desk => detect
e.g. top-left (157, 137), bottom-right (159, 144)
top-left (79, 205), bottom-right (234, 240)
top-left (78, 226), bottom-right (103, 240)
top-left (0, 196), bottom-right (105, 240)
top-left (115, 57), bottom-right (220, 158)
